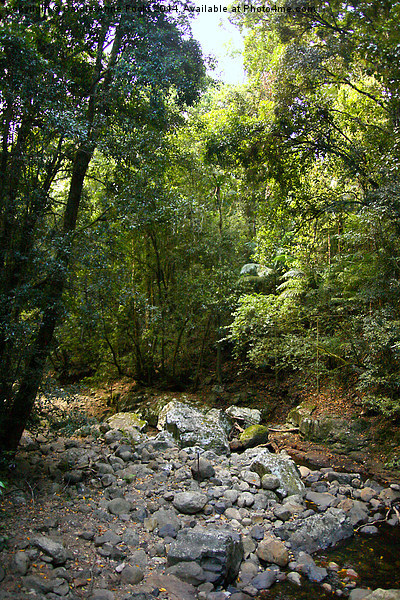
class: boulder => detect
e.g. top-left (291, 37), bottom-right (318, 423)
top-left (158, 401), bottom-right (231, 455)
top-left (239, 425), bottom-right (269, 449)
top-left (106, 412), bottom-right (145, 443)
top-left (246, 448), bottom-right (305, 498)
top-left (256, 536), bottom-right (289, 567)
top-left (167, 528), bottom-right (243, 585)
top-left (225, 406), bottom-right (261, 427)
top-left (275, 507), bottom-right (353, 554)
top-left (172, 492), bottom-right (208, 514)
top-left (367, 591), bottom-right (400, 600)
top-left (32, 535), bottom-right (68, 566)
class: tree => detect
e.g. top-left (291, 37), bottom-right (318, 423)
top-left (0, 0), bottom-right (205, 450)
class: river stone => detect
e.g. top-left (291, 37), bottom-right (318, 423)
top-left (367, 591), bottom-right (400, 600)
top-left (239, 425), bottom-right (269, 449)
top-left (32, 535), bottom-right (68, 565)
top-left (166, 561), bottom-right (207, 586)
top-left (275, 508), bottom-right (353, 554)
top-left (167, 528), bottom-right (243, 585)
top-left (261, 474), bottom-right (280, 490)
top-left (107, 497), bottom-right (131, 515)
top-left (246, 448), bottom-right (305, 498)
top-left (107, 411), bottom-right (146, 430)
top-left (191, 457), bottom-right (215, 481)
top-left (158, 401), bottom-right (231, 455)
top-left (251, 569), bottom-right (277, 590)
top-left (173, 492), bottom-right (208, 514)
top-left (13, 551), bottom-right (30, 575)
top-left (305, 491), bottom-right (336, 510)
top-left (120, 565), bottom-right (144, 584)
top-left (256, 536), bottom-right (289, 567)
top-left (225, 406), bottom-right (261, 427)
top-left (349, 590), bottom-right (372, 600)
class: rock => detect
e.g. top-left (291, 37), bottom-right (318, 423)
top-left (247, 448), bottom-right (305, 498)
top-left (225, 406), bottom-right (261, 427)
top-left (326, 471), bottom-right (362, 485)
top-left (191, 457), bottom-right (215, 481)
top-left (94, 531), bottom-right (122, 546)
top-left (32, 535), bottom-right (68, 565)
top-left (107, 412), bottom-right (146, 431)
top-left (240, 471), bottom-right (261, 487)
top-left (166, 561), bottom-right (207, 586)
top-left (349, 590), bottom-right (372, 600)
top-left (360, 487), bottom-right (378, 502)
top-left (173, 491), bottom-right (208, 514)
top-left (251, 569), bottom-right (277, 590)
top-left (287, 571), bottom-right (302, 586)
top-left (158, 401), bottom-right (231, 455)
top-left (261, 474), bottom-right (280, 490)
top-left (359, 525), bottom-right (379, 534)
top-left (275, 508), bottom-right (353, 554)
top-left (13, 550), bottom-right (30, 575)
top-left (167, 528), bottom-right (243, 585)
top-left (237, 492), bottom-right (255, 508)
top-left (89, 590), bottom-right (115, 600)
top-left (239, 425), bottom-right (269, 449)
top-left (107, 497), bottom-right (131, 515)
top-left (367, 591), bottom-right (400, 600)
top-left (256, 536), bottom-right (289, 567)
top-left (273, 505), bottom-right (292, 522)
top-left (146, 573), bottom-right (198, 600)
top-left (305, 491), bottom-right (336, 510)
top-left (120, 565), bottom-right (144, 584)
top-left (338, 498), bottom-right (369, 526)
top-left (153, 508), bottom-right (181, 530)
top-left (63, 469), bottom-right (84, 484)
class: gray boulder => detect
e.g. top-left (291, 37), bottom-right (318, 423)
top-left (173, 492), bottom-right (208, 514)
top-left (32, 536), bottom-right (68, 566)
top-left (239, 425), bottom-right (269, 449)
top-left (167, 528), bottom-right (243, 585)
top-left (275, 507), bottom-right (353, 554)
top-left (158, 401), bottom-right (231, 455)
top-left (225, 406), bottom-right (261, 427)
top-left (367, 591), bottom-right (400, 600)
top-left (246, 448), bottom-right (305, 498)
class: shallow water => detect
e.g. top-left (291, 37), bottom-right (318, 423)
top-left (262, 523), bottom-right (400, 598)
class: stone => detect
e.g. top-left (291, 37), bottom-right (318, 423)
top-left (166, 561), bottom-right (207, 586)
top-left (225, 406), bottom-right (261, 427)
top-left (107, 411), bottom-right (146, 431)
top-left (173, 492), bottom-right (208, 514)
top-left (120, 565), bottom-right (144, 584)
top-left (273, 505), bottom-right (292, 521)
top-left (275, 508), bottom-right (353, 554)
top-left (261, 474), bottom-right (280, 490)
top-left (191, 457), bottom-right (215, 481)
top-left (360, 487), bottom-right (378, 502)
top-left (240, 471), bottom-right (261, 487)
top-left (367, 591), bottom-right (400, 600)
top-left (239, 425), bottom-right (269, 449)
top-left (13, 551), bottom-right (30, 575)
top-left (167, 528), bottom-right (243, 585)
top-left (359, 525), bottom-right (379, 534)
top-left (349, 590), bottom-right (372, 600)
top-left (247, 448), bottom-right (305, 498)
top-left (146, 573), bottom-right (198, 600)
top-left (305, 491), bottom-right (336, 510)
top-left (251, 569), bottom-right (277, 590)
top-left (158, 401), bottom-right (231, 455)
top-left (94, 531), bottom-right (122, 546)
top-left (237, 492), bottom-right (255, 508)
top-left (32, 535), bottom-right (68, 565)
top-left (107, 498), bottom-right (131, 515)
top-left (153, 508), bottom-right (181, 530)
top-left (287, 571), bottom-right (302, 586)
top-left (89, 591), bottom-right (115, 600)
top-left (256, 536), bottom-right (289, 567)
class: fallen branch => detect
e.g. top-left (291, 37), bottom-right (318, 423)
top-left (268, 427), bottom-right (299, 433)
top-left (354, 507), bottom-right (391, 532)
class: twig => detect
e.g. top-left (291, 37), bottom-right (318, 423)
top-left (25, 480), bottom-right (36, 506)
top-left (354, 508), bottom-right (391, 531)
top-left (268, 427), bottom-right (299, 433)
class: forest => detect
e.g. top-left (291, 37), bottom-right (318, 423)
top-left (1, 0), bottom-right (400, 452)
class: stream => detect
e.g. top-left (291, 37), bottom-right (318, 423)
top-left (262, 454), bottom-right (400, 599)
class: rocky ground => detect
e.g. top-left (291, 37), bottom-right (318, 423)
top-left (1, 400), bottom-right (400, 600)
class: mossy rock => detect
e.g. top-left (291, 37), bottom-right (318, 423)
top-left (107, 412), bottom-right (147, 431)
top-left (287, 401), bottom-right (317, 427)
top-left (239, 425), bottom-right (269, 449)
